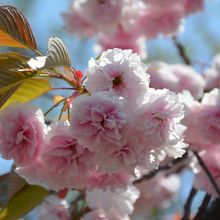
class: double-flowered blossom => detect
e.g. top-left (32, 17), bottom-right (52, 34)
top-left (83, 186), bottom-right (140, 220)
top-left (180, 88), bottom-right (220, 153)
top-left (148, 62), bottom-right (205, 99)
top-left (0, 103), bottom-right (46, 166)
top-left (132, 173), bottom-right (180, 218)
top-left (85, 49), bottom-right (149, 105)
top-left (133, 88), bottom-right (187, 167)
top-left (71, 91), bottom-right (129, 152)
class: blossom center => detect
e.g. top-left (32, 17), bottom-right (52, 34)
top-left (112, 75), bottom-right (122, 86)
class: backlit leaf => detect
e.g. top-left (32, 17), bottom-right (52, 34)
top-left (44, 36), bottom-right (71, 68)
top-left (0, 6), bottom-right (37, 49)
top-left (0, 52), bottom-right (51, 108)
top-left (2, 78), bottom-right (51, 109)
top-left (0, 185), bottom-right (48, 220)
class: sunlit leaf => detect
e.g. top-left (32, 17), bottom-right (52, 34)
top-left (0, 5), bottom-right (37, 49)
top-left (2, 78), bottom-right (51, 109)
top-left (0, 52), bottom-right (51, 108)
top-left (44, 36), bottom-right (71, 68)
top-left (0, 52), bottom-right (34, 95)
top-left (0, 185), bottom-right (48, 220)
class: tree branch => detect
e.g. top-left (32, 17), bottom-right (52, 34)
top-left (172, 36), bottom-right (191, 65)
top-left (193, 193), bottom-right (211, 220)
top-left (181, 187), bottom-right (197, 220)
top-left (133, 152), bottom-right (188, 184)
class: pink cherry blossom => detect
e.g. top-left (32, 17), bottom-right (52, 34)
top-left (0, 103), bottom-right (46, 166)
top-left (62, 8), bottom-right (95, 37)
top-left (133, 174), bottom-right (180, 218)
top-left (135, 4), bottom-right (184, 38)
top-left (15, 159), bottom-right (46, 188)
top-left (196, 89), bottom-right (220, 145)
top-left (85, 49), bottom-right (149, 105)
top-left (148, 62), bottom-right (205, 99)
top-left (73, 0), bottom-right (123, 34)
top-left (184, 0), bottom-right (204, 15)
top-left (96, 26), bottom-right (147, 59)
top-left (42, 121), bottom-right (95, 178)
top-left (95, 131), bottom-right (145, 175)
top-left (86, 186), bottom-right (140, 219)
top-left (178, 91), bottom-right (209, 151)
top-left (36, 121), bottom-right (96, 191)
top-left (133, 89), bottom-right (187, 167)
top-left (36, 195), bottom-right (71, 220)
top-left (82, 209), bottom-right (129, 220)
top-left (87, 170), bottom-right (132, 191)
top-left (70, 91), bottom-right (129, 152)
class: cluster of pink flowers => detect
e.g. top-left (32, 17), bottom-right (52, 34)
top-left (179, 88), bottom-right (220, 197)
top-left (63, 0), bottom-right (203, 56)
top-left (0, 49), bottom-right (187, 194)
top-left (132, 173), bottom-right (180, 219)
top-left (148, 62), bottom-right (206, 100)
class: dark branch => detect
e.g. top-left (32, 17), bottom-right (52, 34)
top-left (133, 152), bottom-right (188, 185)
top-left (193, 193), bottom-right (211, 220)
top-left (172, 36), bottom-right (191, 65)
top-left (193, 151), bottom-right (220, 198)
top-left (181, 187), bottom-right (197, 220)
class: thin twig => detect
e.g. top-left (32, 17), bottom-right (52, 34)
top-left (58, 102), bottom-right (66, 120)
top-left (44, 98), bottom-right (67, 116)
top-left (67, 108), bottom-right (70, 121)
top-left (193, 151), bottom-right (220, 198)
top-left (133, 152), bottom-right (188, 184)
top-left (50, 87), bottom-right (75, 91)
top-left (181, 187), bottom-right (197, 220)
top-left (193, 193), bottom-right (211, 220)
top-left (172, 36), bottom-right (191, 65)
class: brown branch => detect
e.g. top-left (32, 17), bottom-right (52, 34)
top-left (181, 187), bottom-right (198, 220)
top-left (193, 151), bottom-right (220, 198)
top-left (133, 152), bottom-right (188, 185)
top-left (172, 36), bottom-right (191, 65)
top-left (193, 193), bottom-right (211, 220)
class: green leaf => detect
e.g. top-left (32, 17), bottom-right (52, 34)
top-left (0, 52), bottom-right (51, 108)
top-left (44, 36), bottom-right (71, 68)
top-left (0, 5), bottom-right (37, 49)
top-left (0, 185), bottom-right (48, 220)
top-left (2, 78), bottom-right (51, 109)
top-left (0, 52), bottom-right (34, 95)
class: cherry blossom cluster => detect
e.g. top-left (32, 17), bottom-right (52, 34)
top-left (179, 88), bottom-right (220, 197)
top-left (0, 49), bottom-right (187, 194)
top-left (63, 0), bottom-right (203, 56)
